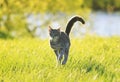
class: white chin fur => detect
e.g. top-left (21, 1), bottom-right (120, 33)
top-left (50, 36), bottom-right (59, 42)
top-left (49, 36), bottom-right (53, 40)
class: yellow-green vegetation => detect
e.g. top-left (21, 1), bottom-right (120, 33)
top-left (1, 0), bottom-right (120, 38)
top-left (0, 36), bottom-right (120, 82)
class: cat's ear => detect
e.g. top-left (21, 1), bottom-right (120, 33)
top-left (49, 26), bottom-right (52, 32)
top-left (58, 27), bottom-right (60, 32)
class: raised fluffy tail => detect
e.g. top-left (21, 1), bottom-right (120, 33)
top-left (65, 16), bottom-right (85, 36)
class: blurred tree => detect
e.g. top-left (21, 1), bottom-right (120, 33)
top-left (83, 0), bottom-right (120, 12)
top-left (0, 0), bottom-right (119, 38)
top-left (0, 0), bottom-right (86, 38)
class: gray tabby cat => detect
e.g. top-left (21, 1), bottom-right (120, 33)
top-left (49, 16), bottom-right (85, 65)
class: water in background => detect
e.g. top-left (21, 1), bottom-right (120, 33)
top-left (89, 12), bottom-right (120, 36)
top-left (27, 12), bottom-right (120, 38)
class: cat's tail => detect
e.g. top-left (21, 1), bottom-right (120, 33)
top-left (65, 16), bottom-right (85, 36)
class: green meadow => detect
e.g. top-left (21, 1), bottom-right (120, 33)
top-left (0, 36), bottom-right (120, 82)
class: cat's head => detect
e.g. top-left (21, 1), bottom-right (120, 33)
top-left (48, 26), bottom-right (61, 40)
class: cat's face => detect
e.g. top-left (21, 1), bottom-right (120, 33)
top-left (49, 26), bottom-right (60, 41)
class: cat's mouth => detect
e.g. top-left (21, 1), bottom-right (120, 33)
top-left (50, 36), bottom-right (59, 42)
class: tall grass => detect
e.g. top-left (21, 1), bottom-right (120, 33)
top-left (0, 36), bottom-right (120, 82)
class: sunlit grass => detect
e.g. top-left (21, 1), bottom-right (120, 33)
top-left (0, 36), bottom-right (120, 82)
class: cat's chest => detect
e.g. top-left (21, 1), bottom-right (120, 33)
top-left (50, 40), bottom-right (61, 50)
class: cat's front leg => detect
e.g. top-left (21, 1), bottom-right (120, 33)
top-left (62, 49), bottom-right (69, 65)
top-left (58, 49), bottom-right (66, 64)
top-left (54, 50), bottom-right (61, 64)
top-left (54, 50), bottom-right (58, 58)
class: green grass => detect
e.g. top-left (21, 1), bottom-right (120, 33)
top-left (0, 36), bottom-right (120, 82)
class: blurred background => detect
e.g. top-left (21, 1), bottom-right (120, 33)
top-left (0, 0), bottom-right (120, 39)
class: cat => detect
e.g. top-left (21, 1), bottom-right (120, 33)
top-left (49, 16), bottom-right (85, 65)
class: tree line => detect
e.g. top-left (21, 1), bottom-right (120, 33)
top-left (0, 0), bottom-right (120, 38)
